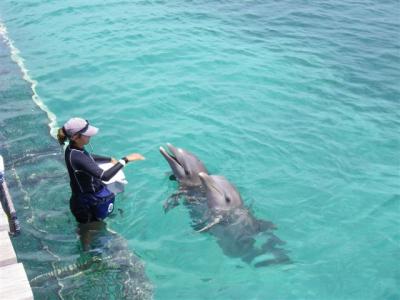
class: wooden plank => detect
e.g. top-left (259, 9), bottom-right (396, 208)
top-left (0, 230), bottom-right (16, 267)
top-left (0, 263), bottom-right (33, 300)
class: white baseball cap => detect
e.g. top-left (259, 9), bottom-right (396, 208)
top-left (63, 118), bottom-right (99, 137)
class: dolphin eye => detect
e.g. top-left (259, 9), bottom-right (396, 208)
top-left (185, 170), bottom-right (190, 176)
top-left (225, 197), bottom-right (231, 203)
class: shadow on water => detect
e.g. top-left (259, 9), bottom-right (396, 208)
top-left (30, 222), bottom-right (152, 299)
top-left (0, 33), bottom-right (152, 299)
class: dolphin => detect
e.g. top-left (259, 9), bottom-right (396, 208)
top-left (198, 173), bottom-right (244, 212)
top-left (198, 172), bottom-right (291, 267)
top-left (160, 145), bottom-right (290, 267)
top-left (159, 143), bottom-right (209, 212)
top-left (159, 143), bottom-right (208, 186)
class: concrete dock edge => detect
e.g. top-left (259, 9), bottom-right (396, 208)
top-left (0, 206), bottom-right (33, 299)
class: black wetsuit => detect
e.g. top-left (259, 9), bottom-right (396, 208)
top-left (65, 144), bottom-right (124, 223)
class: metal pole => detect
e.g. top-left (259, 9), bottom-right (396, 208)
top-left (0, 155), bottom-right (20, 236)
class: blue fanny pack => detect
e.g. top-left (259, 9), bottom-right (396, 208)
top-left (79, 186), bottom-right (115, 220)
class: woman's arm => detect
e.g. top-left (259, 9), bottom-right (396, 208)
top-left (74, 152), bottom-right (123, 181)
top-left (91, 154), bottom-right (112, 163)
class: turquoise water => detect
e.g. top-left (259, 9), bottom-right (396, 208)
top-left (0, 0), bottom-right (399, 299)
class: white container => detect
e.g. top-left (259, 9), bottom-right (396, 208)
top-left (98, 162), bottom-right (128, 194)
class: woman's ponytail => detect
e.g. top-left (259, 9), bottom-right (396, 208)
top-left (57, 127), bottom-right (68, 145)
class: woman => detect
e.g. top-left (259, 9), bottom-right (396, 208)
top-left (57, 117), bottom-right (144, 223)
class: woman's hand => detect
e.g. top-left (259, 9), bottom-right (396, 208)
top-left (124, 153), bottom-right (145, 162)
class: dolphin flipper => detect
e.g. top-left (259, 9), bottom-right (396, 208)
top-left (163, 192), bottom-right (184, 213)
top-left (196, 215), bottom-right (223, 233)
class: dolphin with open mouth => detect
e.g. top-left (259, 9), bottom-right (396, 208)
top-left (159, 143), bottom-right (208, 187)
top-left (159, 143), bottom-right (210, 213)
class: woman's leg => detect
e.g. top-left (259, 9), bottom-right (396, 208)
top-left (70, 196), bottom-right (94, 223)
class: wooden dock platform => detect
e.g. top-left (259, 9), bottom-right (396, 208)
top-left (0, 206), bottom-right (33, 299)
